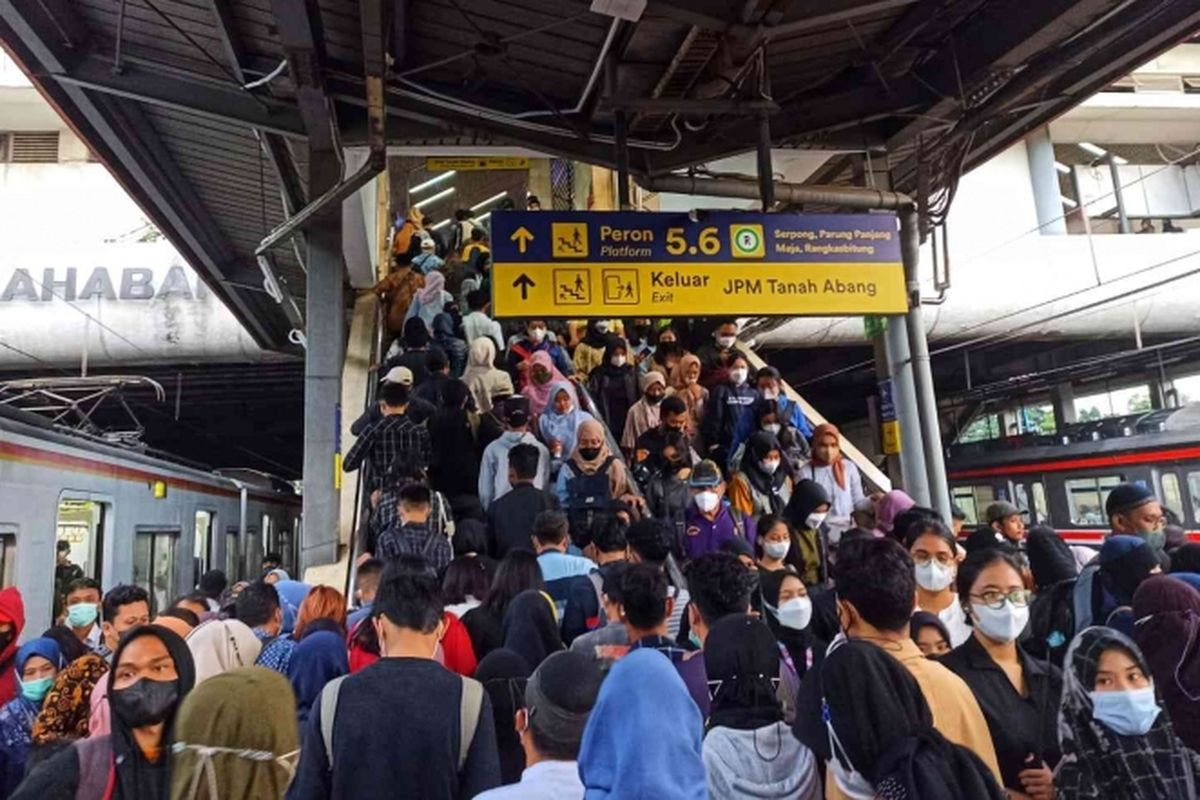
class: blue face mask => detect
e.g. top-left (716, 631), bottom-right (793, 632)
top-left (1091, 686), bottom-right (1161, 736)
top-left (19, 676), bottom-right (54, 703)
top-left (66, 602), bottom-right (98, 629)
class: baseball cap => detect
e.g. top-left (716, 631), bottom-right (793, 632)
top-left (502, 395), bottom-right (531, 427)
top-left (382, 366), bottom-right (413, 386)
top-left (688, 459), bottom-right (723, 489)
top-left (985, 501), bottom-right (1026, 525)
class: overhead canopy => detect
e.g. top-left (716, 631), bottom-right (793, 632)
top-left (1, 0), bottom-right (1197, 348)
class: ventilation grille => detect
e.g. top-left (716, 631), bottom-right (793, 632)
top-left (9, 132), bottom-right (59, 163)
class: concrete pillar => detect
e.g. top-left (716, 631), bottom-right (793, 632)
top-left (884, 313), bottom-right (930, 506)
top-left (1051, 383), bottom-right (1077, 433)
top-left (527, 158), bottom-right (553, 209)
top-left (302, 151), bottom-right (345, 572)
top-left (1025, 126), bottom-right (1067, 235)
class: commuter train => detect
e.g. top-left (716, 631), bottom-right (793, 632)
top-left (946, 404), bottom-right (1200, 546)
top-left (0, 404), bottom-right (300, 633)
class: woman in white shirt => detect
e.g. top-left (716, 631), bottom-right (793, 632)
top-left (905, 518), bottom-right (972, 647)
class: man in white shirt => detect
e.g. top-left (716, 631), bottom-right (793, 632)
top-left (462, 288), bottom-right (505, 353)
top-left (475, 650), bottom-right (603, 800)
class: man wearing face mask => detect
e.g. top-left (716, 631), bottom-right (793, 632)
top-left (696, 319), bottom-right (741, 389)
top-left (621, 372), bottom-right (666, 456)
top-left (701, 354), bottom-right (757, 472)
top-left (682, 461), bottom-right (757, 561)
top-left (1105, 483), bottom-right (1170, 568)
top-left (62, 578), bottom-right (107, 659)
top-left (729, 367), bottom-right (814, 464)
top-left (14, 625), bottom-right (196, 800)
top-left (290, 562), bottom-right (501, 800)
top-left (506, 319), bottom-right (574, 381)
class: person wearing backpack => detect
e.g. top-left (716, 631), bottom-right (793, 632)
top-left (375, 484), bottom-right (453, 573)
top-left (560, 515), bottom-right (629, 644)
top-left (289, 561), bottom-right (501, 800)
top-left (554, 420), bottom-right (633, 540)
top-left (532, 511), bottom-right (596, 624)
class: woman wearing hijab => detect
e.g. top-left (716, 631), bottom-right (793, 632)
top-left (171, 667), bottom-right (300, 800)
top-left (186, 620), bottom-right (262, 684)
top-left (1096, 536), bottom-right (1163, 638)
top-left (1026, 526), bottom-right (1081, 664)
top-left (667, 353), bottom-right (708, 440)
top-left (0, 638), bottom-right (61, 795)
top-left (620, 372), bottom-right (666, 455)
top-left (31, 650), bottom-right (108, 744)
top-left (911, 610), bottom-right (953, 658)
top-left (578, 648), bottom-right (707, 800)
top-left (431, 307), bottom-right (468, 377)
top-left (16, 625), bottom-right (196, 800)
top-left (429, 379), bottom-right (481, 500)
top-left (703, 616), bottom-right (819, 799)
top-left (729, 431), bottom-right (794, 519)
top-left (804, 423), bottom-right (864, 531)
top-left (874, 489), bottom-right (916, 539)
top-left (1132, 576), bottom-right (1200, 752)
top-left (473, 649), bottom-right (530, 785)
top-left (286, 631), bottom-right (349, 725)
top-left (536, 381), bottom-right (593, 477)
top-left (501, 591), bottom-right (563, 672)
top-left (758, 569), bottom-right (822, 725)
top-left (404, 269), bottom-right (452, 333)
top-left (572, 320), bottom-right (612, 377)
top-left (464, 338), bottom-right (508, 415)
top-left (1056, 626), bottom-right (1200, 799)
top-left (587, 337), bottom-right (639, 439)
top-left (520, 351), bottom-right (567, 417)
top-left (554, 419), bottom-right (633, 515)
top-left (818, 638), bottom-right (1006, 800)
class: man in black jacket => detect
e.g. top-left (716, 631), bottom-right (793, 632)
top-left (486, 444), bottom-right (559, 558)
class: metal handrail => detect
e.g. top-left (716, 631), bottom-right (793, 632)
top-left (344, 303), bottom-right (388, 600)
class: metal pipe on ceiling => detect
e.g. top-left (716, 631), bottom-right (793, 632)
top-left (637, 174), bottom-right (914, 211)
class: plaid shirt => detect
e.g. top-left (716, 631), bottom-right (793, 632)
top-left (253, 628), bottom-right (296, 675)
top-left (343, 412), bottom-right (431, 492)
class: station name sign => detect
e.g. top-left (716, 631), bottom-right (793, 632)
top-left (490, 210), bottom-right (906, 318)
top-left (0, 266), bottom-right (209, 303)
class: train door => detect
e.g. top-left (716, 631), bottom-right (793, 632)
top-left (1011, 479), bottom-right (1051, 526)
top-left (224, 526), bottom-right (240, 582)
top-left (950, 484), bottom-right (998, 526)
top-left (132, 527), bottom-right (179, 614)
top-left (0, 523), bottom-right (16, 588)
top-left (194, 509), bottom-right (215, 590)
top-left (243, 526), bottom-right (261, 580)
top-left (54, 493), bottom-right (109, 616)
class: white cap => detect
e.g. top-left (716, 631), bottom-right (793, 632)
top-left (420, 237), bottom-right (436, 251)
top-left (383, 366), bottom-right (413, 386)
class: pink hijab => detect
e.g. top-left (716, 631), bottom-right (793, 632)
top-left (522, 350), bottom-right (566, 414)
top-left (874, 490), bottom-right (915, 535)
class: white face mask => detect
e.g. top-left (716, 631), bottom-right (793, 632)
top-left (914, 560), bottom-right (955, 592)
top-left (695, 490), bottom-right (720, 513)
top-left (528, 327), bottom-right (546, 343)
top-left (611, 354), bottom-right (627, 367)
top-left (970, 600), bottom-right (1030, 644)
top-left (762, 389), bottom-right (779, 400)
top-left (825, 712), bottom-right (876, 800)
top-left (777, 596), bottom-right (812, 631)
top-left (730, 368), bottom-right (748, 385)
top-left (760, 459), bottom-right (781, 475)
top-left (763, 423), bottom-right (782, 435)
top-left (763, 539), bottom-right (790, 560)
top-left (806, 511), bottom-right (828, 530)
top-left (716, 335), bottom-right (737, 349)
top-left (595, 321), bottom-right (610, 334)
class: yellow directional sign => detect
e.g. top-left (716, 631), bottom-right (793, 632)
top-left (425, 156), bottom-right (530, 171)
top-left (510, 226), bottom-right (534, 254)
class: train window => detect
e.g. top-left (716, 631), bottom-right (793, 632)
top-left (951, 485), bottom-right (996, 525)
top-left (1065, 476), bottom-right (1123, 526)
top-left (0, 526), bottom-right (15, 589)
top-left (55, 497), bottom-right (107, 583)
top-left (244, 527), bottom-right (262, 581)
top-left (224, 527), bottom-right (239, 582)
top-left (1032, 482), bottom-right (1050, 526)
top-left (261, 515), bottom-right (274, 561)
top-left (194, 510), bottom-right (214, 589)
top-left (133, 529), bottom-right (178, 615)
top-left (1160, 474), bottom-right (1184, 525)
top-left (1187, 473), bottom-right (1200, 524)
top-left (1014, 485), bottom-right (1030, 519)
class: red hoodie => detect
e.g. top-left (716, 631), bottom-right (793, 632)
top-left (348, 611), bottom-right (477, 676)
top-left (0, 587), bottom-right (27, 705)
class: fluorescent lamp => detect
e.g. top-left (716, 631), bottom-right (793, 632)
top-left (408, 171), bottom-right (456, 195)
top-left (1060, 195), bottom-right (1078, 208)
top-left (476, 212), bottom-right (491, 224)
top-left (1112, 155), bottom-right (1129, 165)
top-left (1054, 162), bottom-right (1071, 174)
top-left (470, 191), bottom-right (510, 212)
top-left (413, 186), bottom-right (456, 210)
top-left (1078, 142), bottom-right (1107, 157)
top-left (431, 218), bottom-right (452, 231)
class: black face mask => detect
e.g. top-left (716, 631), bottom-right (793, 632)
top-left (665, 459), bottom-right (687, 473)
top-left (578, 447), bottom-right (602, 461)
top-left (112, 677), bottom-right (180, 728)
top-left (646, 393), bottom-right (664, 405)
top-left (0, 630), bottom-right (14, 656)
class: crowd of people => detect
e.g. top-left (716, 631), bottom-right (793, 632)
top-left (0, 212), bottom-right (1197, 799)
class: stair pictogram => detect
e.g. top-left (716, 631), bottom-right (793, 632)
top-left (554, 269), bottom-right (590, 305)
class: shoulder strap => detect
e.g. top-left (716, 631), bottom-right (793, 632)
top-left (421, 525), bottom-right (444, 558)
top-left (729, 504), bottom-right (745, 538)
top-left (73, 736), bottom-right (114, 800)
top-left (587, 570), bottom-right (606, 618)
top-left (321, 675), bottom-right (350, 769)
top-left (458, 676), bottom-right (484, 772)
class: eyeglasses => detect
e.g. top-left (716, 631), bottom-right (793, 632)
top-left (969, 589), bottom-right (1032, 609)
top-left (911, 551), bottom-right (955, 567)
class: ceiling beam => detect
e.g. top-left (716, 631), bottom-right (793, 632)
top-left (609, 97), bottom-right (779, 113)
top-left (269, 0), bottom-right (338, 153)
top-left (206, 0), bottom-right (248, 84)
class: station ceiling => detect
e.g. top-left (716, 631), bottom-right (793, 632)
top-left (1, 0), bottom-right (1198, 349)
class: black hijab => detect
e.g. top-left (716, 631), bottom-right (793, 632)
top-left (582, 321), bottom-right (609, 349)
top-left (473, 648), bottom-right (530, 785)
top-left (1026, 526), bottom-right (1078, 590)
top-left (108, 624), bottom-right (197, 800)
top-left (597, 336), bottom-right (631, 377)
top-left (821, 638), bottom-right (1005, 800)
top-left (758, 569), bottom-right (813, 675)
top-left (704, 615), bottom-right (783, 731)
top-left (402, 315), bottom-right (430, 349)
top-left (501, 591), bottom-right (564, 671)
top-left (742, 431), bottom-right (788, 510)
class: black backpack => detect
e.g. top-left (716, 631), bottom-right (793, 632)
top-left (1025, 577), bottom-right (1076, 666)
top-left (564, 457), bottom-right (615, 536)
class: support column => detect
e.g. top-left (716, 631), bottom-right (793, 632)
top-left (1024, 126), bottom-right (1067, 235)
top-left (1109, 154), bottom-right (1131, 234)
top-left (527, 159), bottom-right (553, 208)
top-left (1051, 382), bottom-right (1077, 434)
top-left (884, 311), bottom-right (930, 506)
top-left (302, 151), bottom-right (345, 572)
top-left (900, 208), bottom-right (951, 518)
